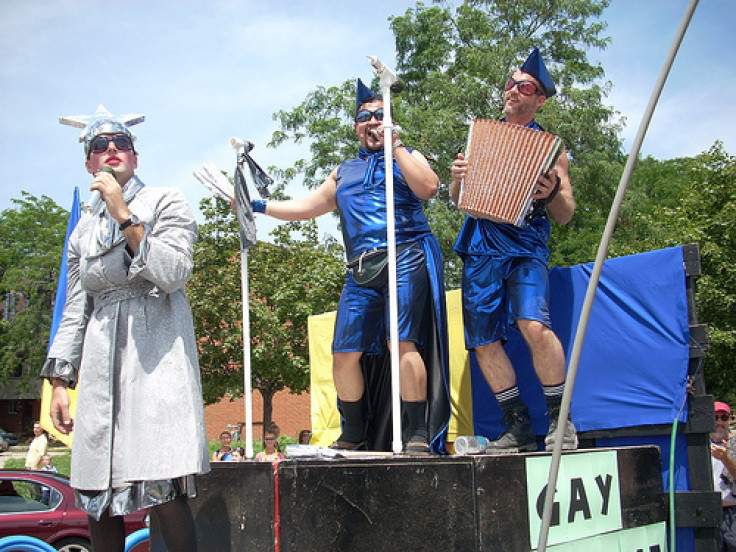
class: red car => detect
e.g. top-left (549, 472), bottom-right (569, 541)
top-left (0, 469), bottom-right (149, 552)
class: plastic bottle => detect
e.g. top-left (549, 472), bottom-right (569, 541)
top-left (454, 435), bottom-right (489, 455)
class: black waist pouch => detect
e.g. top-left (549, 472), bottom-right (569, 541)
top-left (347, 243), bottom-right (413, 288)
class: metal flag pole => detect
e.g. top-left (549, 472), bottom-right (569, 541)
top-left (239, 245), bottom-right (255, 459)
top-left (368, 55), bottom-right (403, 454)
top-left (194, 139), bottom-right (271, 461)
top-left (536, 1), bottom-right (699, 550)
top-left (230, 137), bottom-right (255, 460)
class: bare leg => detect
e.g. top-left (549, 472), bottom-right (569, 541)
top-left (392, 340), bottom-right (427, 401)
top-left (88, 510), bottom-right (125, 552)
top-left (517, 319), bottom-right (577, 450)
top-left (474, 340), bottom-right (517, 392)
top-left (516, 319), bottom-right (566, 386)
top-left (332, 351), bottom-right (364, 401)
top-left (474, 340), bottom-right (535, 453)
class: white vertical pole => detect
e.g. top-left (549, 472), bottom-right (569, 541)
top-left (231, 140), bottom-right (255, 460)
top-left (369, 56), bottom-right (403, 454)
top-left (241, 249), bottom-right (254, 459)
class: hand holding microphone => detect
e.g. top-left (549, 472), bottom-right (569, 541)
top-left (86, 166), bottom-right (123, 215)
top-left (369, 124), bottom-right (403, 145)
top-left (85, 166), bottom-right (115, 213)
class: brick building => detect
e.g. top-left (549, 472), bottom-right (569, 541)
top-left (204, 388), bottom-right (311, 442)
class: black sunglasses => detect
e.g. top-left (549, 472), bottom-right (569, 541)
top-left (89, 134), bottom-right (134, 155)
top-left (505, 77), bottom-right (543, 97)
top-left (716, 414), bottom-right (731, 421)
top-left (355, 108), bottom-right (384, 123)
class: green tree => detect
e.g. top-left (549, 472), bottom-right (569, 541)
top-left (630, 144), bottom-right (736, 403)
top-left (560, 144), bottom-right (735, 402)
top-left (0, 193), bottom-right (68, 390)
top-left (269, 0), bottom-right (621, 287)
top-left (189, 196), bottom-right (345, 436)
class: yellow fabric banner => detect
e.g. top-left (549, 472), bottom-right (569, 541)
top-left (307, 311), bottom-right (342, 447)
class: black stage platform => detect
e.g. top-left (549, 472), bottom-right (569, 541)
top-left (151, 446), bottom-right (668, 551)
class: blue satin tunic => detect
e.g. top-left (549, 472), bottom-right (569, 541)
top-left (336, 149), bottom-right (432, 260)
top-left (332, 148), bottom-right (452, 453)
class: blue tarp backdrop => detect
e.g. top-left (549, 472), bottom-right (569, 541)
top-left (469, 245), bottom-right (694, 550)
top-left (470, 245), bottom-right (691, 439)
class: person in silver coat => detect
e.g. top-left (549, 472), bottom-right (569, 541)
top-left (42, 107), bottom-right (209, 552)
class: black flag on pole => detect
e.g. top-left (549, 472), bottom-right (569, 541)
top-left (233, 146), bottom-right (273, 250)
top-left (233, 163), bottom-right (257, 250)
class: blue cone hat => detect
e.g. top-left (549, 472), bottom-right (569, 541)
top-left (520, 48), bottom-right (556, 98)
top-left (356, 78), bottom-right (378, 116)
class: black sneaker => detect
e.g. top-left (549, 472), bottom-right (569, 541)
top-left (402, 438), bottom-right (431, 456)
top-left (485, 412), bottom-right (537, 454)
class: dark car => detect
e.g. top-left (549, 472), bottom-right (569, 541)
top-left (0, 469), bottom-right (149, 552)
top-left (0, 427), bottom-right (18, 447)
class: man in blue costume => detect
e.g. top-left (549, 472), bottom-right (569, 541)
top-left (252, 79), bottom-right (450, 454)
top-left (450, 49), bottom-right (577, 453)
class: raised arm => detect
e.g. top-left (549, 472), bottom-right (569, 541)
top-left (393, 144), bottom-right (439, 200)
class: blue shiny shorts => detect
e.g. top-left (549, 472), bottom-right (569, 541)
top-left (333, 243), bottom-right (430, 354)
top-left (461, 255), bottom-right (550, 349)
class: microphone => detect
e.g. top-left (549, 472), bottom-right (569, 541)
top-left (84, 166), bottom-right (116, 214)
top-left (229, 137), bottom-right (255, 152)
top-left (367, 55), bottom-right (404, 94)
top-left (390, 80), bottom-right (405, 94)
top-left (84, 191), bottom-right (100, 214)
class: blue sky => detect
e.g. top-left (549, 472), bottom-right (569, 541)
top-left (1, 0), bottom-right (733, 242)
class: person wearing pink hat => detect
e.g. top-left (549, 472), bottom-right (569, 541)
top-left (711, 400), bottom-right (736, 550)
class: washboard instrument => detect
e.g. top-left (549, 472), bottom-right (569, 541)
top-left (458, 120), bottom-right (564, 227)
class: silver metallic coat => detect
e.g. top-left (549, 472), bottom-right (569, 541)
top-left (41, 182), bottom-right (210, 492)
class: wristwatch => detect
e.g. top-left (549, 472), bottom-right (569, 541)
top-left (119, 214), bottom-right (141, 231)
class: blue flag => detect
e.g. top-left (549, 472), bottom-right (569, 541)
top-left (48, 187), bottom-right (81, 352)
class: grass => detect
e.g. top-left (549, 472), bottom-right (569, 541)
top-left (2, 434), bottom-right (299, 476)
top-left (3, 453), bottom-right (72, 476)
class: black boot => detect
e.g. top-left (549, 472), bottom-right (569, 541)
top-left (486, 404), bottom-right (536, 454)
top-left (544, 406), bottom-right (578, 451)
top-left (402, 400), bottom-right (431, 456)
top-left (330, 397), bottom-right (367, 450)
